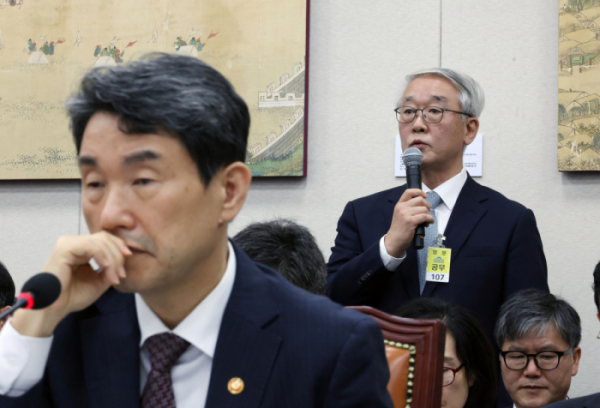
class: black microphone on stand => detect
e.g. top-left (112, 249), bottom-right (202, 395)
top-left (402, 147), bottom-right (425, 250)
top-left (0, 273), bottom-right (61, 321)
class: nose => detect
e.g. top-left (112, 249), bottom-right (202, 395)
top-left (523, 356), bottom-right (541, 377)
top-left (99, 186), bottom-right (136, 233)
top-left (412, 110), bottom-right (428, 133)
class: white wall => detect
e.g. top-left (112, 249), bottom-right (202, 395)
top-left (0, 181), bottom-right (80, 289)
top-left (1, 0), bottom-right (598, 397)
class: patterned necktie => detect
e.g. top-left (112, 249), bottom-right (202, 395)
top-left (417, 191), bottom-right (442, 295)
top-left (141, 332), bottom-right (191, 408)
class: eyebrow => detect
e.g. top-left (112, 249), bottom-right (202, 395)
top-left (536, 345), bottom-right (561, 352)
top-left (78, 150), bottom-right (161, 168)
top-left (506, 345), bottom-right (560, 352)
top-left (123, 150), bottom-right (162, 165)
top-left (403, 95), bottom-right (448, 103)
top-left (78, 156), bottom-right (97, 167)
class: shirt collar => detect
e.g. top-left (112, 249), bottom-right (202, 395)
top-left (422, 168), bottom-right (468, 211)
top-left (135, 241), bottom-right (236, 359)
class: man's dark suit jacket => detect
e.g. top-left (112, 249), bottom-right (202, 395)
top-left (327, 175), bottom-right (549, 344)
top-left (0, 242), bottom-right (393, 408)
top-left (546, 393), bottom-right (600, 408)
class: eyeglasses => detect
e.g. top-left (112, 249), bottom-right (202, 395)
top-left (500, 349), bottom-right (573, 371)
top-left (442, 363), bottom-right (464, 386)
top-left (394, 106), bottom-right (473, 124)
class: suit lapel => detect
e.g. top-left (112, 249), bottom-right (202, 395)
top-left (422, 176), bottom-right (488, 297)
top-left (205, 242), bottom-right (282, 408)
top-left (382, 186), bottom-right (404, 231)
top-left (80, 290), bottom-right (140, 408)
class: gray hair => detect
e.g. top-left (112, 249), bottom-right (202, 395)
top-left (67, 53), bottom-right (250, 185)
top-left (495, 289), bottom-right (582, 349)
top-left (397, 68), bottom-right (485, 119)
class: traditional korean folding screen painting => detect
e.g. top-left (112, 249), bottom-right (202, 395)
top-left (0, 0), bottom-right (308, 179)
top-left (558, 2), bottom-right (600, 171)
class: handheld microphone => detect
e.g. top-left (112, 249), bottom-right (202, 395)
top-left (402, 147), bottom-right (425, 249)
top-left (0, 273), bottom-right (62, 321)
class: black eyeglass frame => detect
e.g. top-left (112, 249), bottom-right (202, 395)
top-left (394, 106), bottom-right (474, 124)
top-left (442, 363), bottom-right (464, 387)
top-left (499, 348), bottom-right (573, 371)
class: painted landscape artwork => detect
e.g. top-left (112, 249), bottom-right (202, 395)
top-left (558, 2), bottom-right (600, 170)
top-left (0, 0), bottom-right (307, 179)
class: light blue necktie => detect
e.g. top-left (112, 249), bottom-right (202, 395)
top-left (417, 191), bottom-right (442, 295)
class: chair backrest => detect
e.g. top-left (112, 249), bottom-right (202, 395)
top-left (348, 305), bottom-right (446, 408)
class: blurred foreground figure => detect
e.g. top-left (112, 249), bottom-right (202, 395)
top-left (233, 219), bottom-right (327, 295)
top-left (0, 53), bottom-right (392, 408)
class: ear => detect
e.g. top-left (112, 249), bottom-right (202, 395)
top-left (597, 312), bottom-right (600, 322)
top-left (571, 346), bottom-right (581, 376)
top-left (463, 117), bottom-right (479, 147)
top-left (218, 162), bottom-right (252, 224)
top-left (467, 372), bottom-right (475, 387)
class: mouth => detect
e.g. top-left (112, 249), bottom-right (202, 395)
top-left (521, 385), bottom-right (546, 392)
top-left (127, 245), bottom-right (149, 255)
top-left (410, 139), bottom-right (427, 148)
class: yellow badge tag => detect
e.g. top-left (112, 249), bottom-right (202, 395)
top-left (426, 247), bottom-right (451, 283)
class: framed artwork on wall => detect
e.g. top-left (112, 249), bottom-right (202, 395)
top-left (0, 0), bottom-right (309, 179)
top-left (558, 2), bottom-right (600, 171)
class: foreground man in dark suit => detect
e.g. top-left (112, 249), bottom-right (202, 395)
top-left (327, 69), bottom-right (549, 406)
top-left (545, 263), bottom-right (600, 408)
top-left (0, 54), bottom-right (392, 408)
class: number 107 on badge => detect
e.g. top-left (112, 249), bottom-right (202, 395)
top-left (426, 247), bottom-right (451, 283)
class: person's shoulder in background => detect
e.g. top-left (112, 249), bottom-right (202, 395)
top-left (544, 392), bottom-right (600, 408)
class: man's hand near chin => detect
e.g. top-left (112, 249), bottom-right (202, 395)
top-left (11, 232), bottom-right (132, 338)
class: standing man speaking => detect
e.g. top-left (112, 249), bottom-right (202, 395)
top-left (327, 68), bottom-right (549, 347)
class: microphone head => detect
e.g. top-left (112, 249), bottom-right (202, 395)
top-left (21, 273), bottom-right (62, 310)
top-left (402, 147), bottom-right (423, 167)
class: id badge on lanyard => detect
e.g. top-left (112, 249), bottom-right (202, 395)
top-left (426, 234), bottom-right (451, 283)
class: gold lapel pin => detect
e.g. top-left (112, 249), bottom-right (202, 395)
top-left (228, 377), bottom-right (244, 395)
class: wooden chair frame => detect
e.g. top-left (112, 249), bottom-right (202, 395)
top-left (348, 306), bottom-right (446, 408)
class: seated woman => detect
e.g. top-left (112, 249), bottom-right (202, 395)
top-left (395, 298), bottom-right (497, 408)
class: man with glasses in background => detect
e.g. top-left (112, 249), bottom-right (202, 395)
top-left (546, 263), bottom-right (600, 408)
top-left (495, 289), bottom-right (581, 408)
top-left (326, 68), bottom-right (549, 407)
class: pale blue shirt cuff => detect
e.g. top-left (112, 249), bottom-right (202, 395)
top-left (0, 319), bottom-right (53, 397)
top-left (379, 235), bottom-right (406, 271)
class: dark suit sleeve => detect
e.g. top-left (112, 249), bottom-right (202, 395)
top-left (322, 317), bottom-right (393, 408)
top-left (326, 201), bottom-right (395, 306)
top-left (502, 209), bottom-right (549, 301)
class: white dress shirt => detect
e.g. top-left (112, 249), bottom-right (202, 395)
top-left (0, 241), bottom-right (236, 408)
top-left (380, 168), bottom-right (468, 271)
